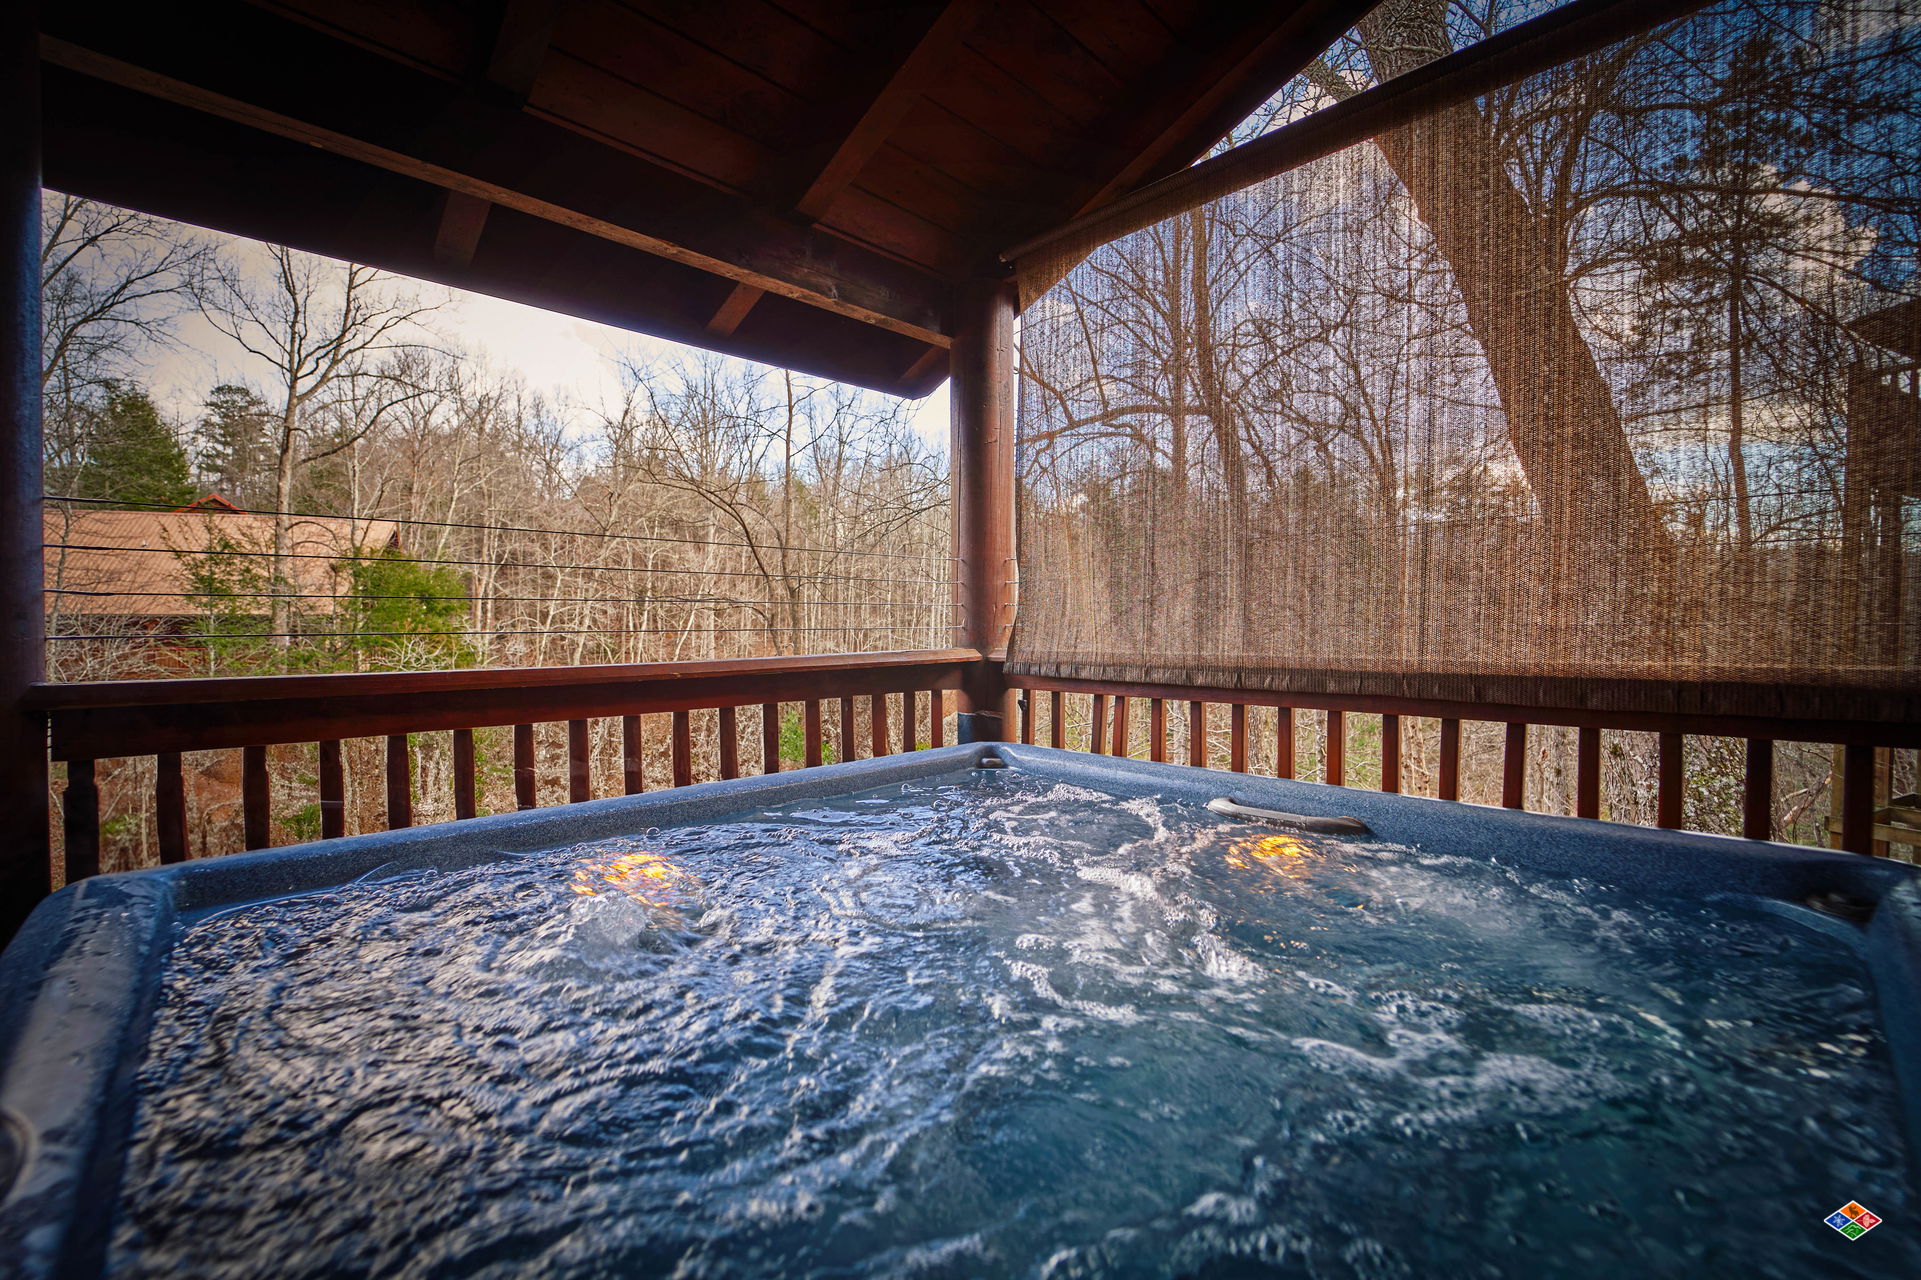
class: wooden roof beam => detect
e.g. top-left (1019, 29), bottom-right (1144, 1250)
top-left (1074, 1), bottom-right (1382, 217)
top-left (792, 0), bottom-right (989, 224)
top-left (39, 1), bottom-right (952, 348)
top-left (707, 282), bottom-right (763, 336)
top-left (484, 0), bottom-right (564, 100)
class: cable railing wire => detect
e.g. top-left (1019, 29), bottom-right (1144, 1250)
top-left (47, 624), bottom-right (966, 642)
top-left (42, 493), bottom-right (958, 562)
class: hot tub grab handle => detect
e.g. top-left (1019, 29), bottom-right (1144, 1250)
top-left (1206, 797), bottom-right (1371, 835)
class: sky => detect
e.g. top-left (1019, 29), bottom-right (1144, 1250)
top-left (137, 225), bottom-right (953, 454)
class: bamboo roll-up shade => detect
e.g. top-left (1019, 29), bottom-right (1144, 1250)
top-left (1009, 0), bottom-right (1921, 723)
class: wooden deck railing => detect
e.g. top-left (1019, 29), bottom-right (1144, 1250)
top-left (29, 652), bottom-right (1917, 885)
top-left (30, 649), bottom-right (981, 882)
top-left (1003, 672), bottom-right (1918, 857)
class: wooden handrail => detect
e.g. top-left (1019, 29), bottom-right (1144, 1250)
top-left (39, 649), bottom-right (982, 759)
top-left (1004, 672), bottom-right (1918, 749)
top-left (1005, 671), bottom-right (1919, 857)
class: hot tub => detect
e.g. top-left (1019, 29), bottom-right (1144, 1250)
top-left (2, 743), bottom-right (1917, 1277)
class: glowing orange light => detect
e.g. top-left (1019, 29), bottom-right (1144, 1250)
top-left (570, 847), bottom-right (697, 907)
top-left (1223, 832), bottom-right (1315, 875)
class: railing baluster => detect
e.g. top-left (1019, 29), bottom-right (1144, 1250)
top-left (1575, 727), bottom-right (1600, 818)
top-left (765, 702), bottom-right (783, 773)
top-left (1020, 692), bottom-right (1035, 744)
top-left (1050, 691), bottom-right (1064, 749)
top-left (867, 694), bottom-right (886, 759)
top-left (804, 700), bottom-right (823, 767)
top-left (1381, 714), bottom-right (1401, 793)
top-left (244, 744), bottom-right (272, 847)
top-left (1090, 693), bottom-right (1108, 755)
top-left (1111, 695), bottom-right (1129, 757)
top-left (1229, 703), bottom-right (1246, 772)
top-left (839, 696), bottom-right (856, 761)
top-left (567, 719), bottom-right (591, 803)
top-left (1501, 723), bottom-right (1526, 809)
top-left (64, 759), bottom-right (100, 882)
top-left (156, 751), bottom-right (186, 863)
top-left (1438, 718), bottom-right (1460, 801)
top-left (1656, 732), bottom-right (1684, 828)
top-left (384, 735), bottom-right (411, 829)
top-left (1187, 701), bottom-right (1205, 767)
top-left (453, 728), bottom-right (477, 819)
top-left (1326, 710), bottom-right (1345, 786)
top-left (622, 715), bottom-right (645, 793)
top-left (1840, 742), bottom-right (1874, 854)
top-left (931, 691), bottom-right (945, 748)
top-left (1742, 738), bottom-right (1773, 840)
top-left (1276, 707), bottom-right (1294, 780)
top-left (1150, 698), bottom-right (1167, 763)
top-left (719, 706), bottom-right (740, 779)
top-left (513, 723), bottom-right (536, 810)
top-left (897, 690), bottom-right (913, 752)
top-left (320, 739), bottom-right (345, 837)
top-left (672, 710), bottom-right (693, 787)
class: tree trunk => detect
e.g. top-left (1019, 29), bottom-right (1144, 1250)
top-left (1356, 1), bottom-right (1667, 584)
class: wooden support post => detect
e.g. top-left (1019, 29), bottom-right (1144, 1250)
top-left (1150, 698), bottom-right (1167, 763)
top-left (1090, 693), bottom-right (1107, 755)
top-left (838, 696), bottom-right (856, 761)
top-left (1501, 722), bottom-right (1526, 810)
top-left (513, 723), bottom-right (536, 809)
top-left (453, 728), bottom-right (477, 819)
top-left (1276, 707), bottom-right (1294, 780)
top-left (952, 280), bottom-right (1016, 738)
top-left (1, 3), bottom-right (48, 934)
top-left (672, 710), bottom-right (693, 787)
top-left (719, 705), bottom-right (741, 778)
top-left (567, 718), bottom-right (590, 803)
top-left (622, 715), bottom-right (645, 793)
top-left (319, 739), bottom-right (345, 837)
top-left (1188, 701), bottom-right (1205, 768)
top-left (155, 751), bottom-right (186, 864)
top-left (1229, 703), bottom-right (1247, 772)
top-left (765, 702), bottom-right (783, 772)
top-left (1575, 727), bottom-right (1600, 819)
top-left (244, 744), bottom-right (272, 846)
top-left (1742, 738), bottom-right (1773, 841)
top-left (1381, 714), bottom-right (1401, 793)
top-left (1438, 718), bottom-right (1461, 801)
top-left (63, 760), bottom-right (99, 883)
top-left (1326, 710), bottom-right (1345, 786)
top-left (1656, 731), bottom-right (1684, 829)
top-left (1840, 742), bottom-right (1875, 855)
top-left (384, 735), bottom-right (411, 829)
top-left (804, 699), bottom-right (823, 767)
top-left (867, 694), bottom-right (886, 758)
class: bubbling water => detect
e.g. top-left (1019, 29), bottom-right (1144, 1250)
top-left (112, 771), bottom-right (1915, 1278)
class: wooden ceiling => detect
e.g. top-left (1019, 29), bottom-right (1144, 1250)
top-left (39, 1), bottom-right (1374, 396)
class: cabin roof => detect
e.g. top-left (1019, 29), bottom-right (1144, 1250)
top-left (44, 507), bottom-right (403, 619)
top-left (40, 0), bottom-right (1374, 396)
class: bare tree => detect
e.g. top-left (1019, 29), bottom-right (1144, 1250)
top-left (200, 247), bottom-right (440, 637)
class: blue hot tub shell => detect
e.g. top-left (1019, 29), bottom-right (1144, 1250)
top-left (1, 741), bottom-right (1917, 1276)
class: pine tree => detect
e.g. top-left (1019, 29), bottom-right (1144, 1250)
top-left (195, 383), bottom-right (274, 507)
top-left (73, 383), bottom-right (195, 509)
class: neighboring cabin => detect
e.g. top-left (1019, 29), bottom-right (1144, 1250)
top-left (44, 494), bottom-right (402, 633)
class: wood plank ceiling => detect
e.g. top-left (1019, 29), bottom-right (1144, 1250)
top-left (38, 0), bottom-right (1375, 395)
